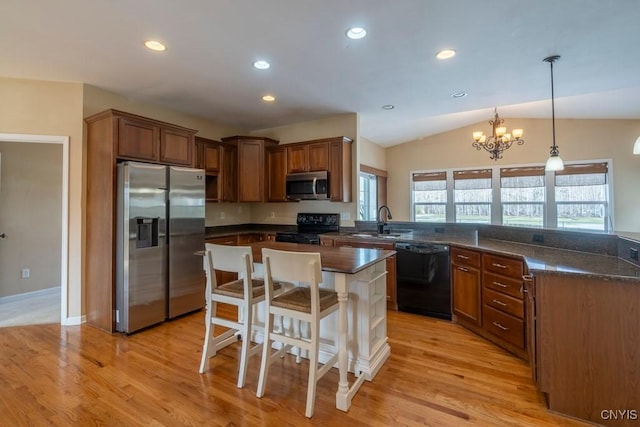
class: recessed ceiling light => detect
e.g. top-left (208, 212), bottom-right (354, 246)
top-left (253, 60), bottom-right (270, 70)
top-left (346, 27), bottom-right (367, 40)
top-left (262, 95), bottom-right (276, 102)
top-left (436, 49), bottom-right (456, 60)
top-left (381, 104), bottom-right (395, 110)
top-left (144, 40), bottom-right (166, 52)
top-left (451, 91), bottom-right (467, 98)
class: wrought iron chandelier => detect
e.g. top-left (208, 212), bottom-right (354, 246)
top-left (472, 108), bottom-right (524, 160)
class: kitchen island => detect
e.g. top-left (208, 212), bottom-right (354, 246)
top-left (247, 241), bottom-right (395, 412)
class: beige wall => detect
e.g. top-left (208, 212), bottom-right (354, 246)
top-left (0, 77), bottom-right (83, 317)
top-left (0, 143), bottom-right (62, 298)
top-left (250, 113), bottom-right (360, 226)
top-left (386, 118), bottom-right (640, 232)
top-left (360, 136), bottom-right (386, 171)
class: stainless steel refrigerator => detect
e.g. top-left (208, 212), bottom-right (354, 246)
top-left (116, 161), bottom-right (205, 333)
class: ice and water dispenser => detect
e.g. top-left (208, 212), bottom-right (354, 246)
top-left (135, 217), bottom-right (159, 249)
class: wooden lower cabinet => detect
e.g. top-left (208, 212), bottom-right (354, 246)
top-left (451, 246), bottom-right (528, 361)
top-left (333, 238), bottom-right (397, 310)
top-left (451, 247), bottom-right (482, 326)
top-left (534, 272), bottom-right (640, 426)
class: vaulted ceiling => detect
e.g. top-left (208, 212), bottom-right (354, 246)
top-left (2, 0), bottom-right (640, 146)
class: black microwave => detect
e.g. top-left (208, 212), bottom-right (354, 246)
top-left (286, 171), bottom-right (329, 200)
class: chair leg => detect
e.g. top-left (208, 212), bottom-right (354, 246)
top-left (305, 319), bottom-right (320, 418)
top-left (256, 311), bottom-right (273, 398)
top-left (237, 303), bottom-right (253, 388)
top-left (199, 301), bottom-right (217, 374)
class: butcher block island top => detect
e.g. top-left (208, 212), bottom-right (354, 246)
top-left (248, 241), bottom-right (396, 274)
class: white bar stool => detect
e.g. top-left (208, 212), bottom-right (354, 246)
top-left (256, 248), bottom-right (339, 418)
top-left (199, 243), bottom-right (284, 388)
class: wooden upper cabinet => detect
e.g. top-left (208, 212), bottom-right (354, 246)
top-left (160, 128), bottom-right (194, 166)
top-left (287, 145), bottom-right (308, 173)
top-left (114, 110), bottom-right (196, 166)
top-left (266, 146), bottom-right (288, 202)
top-left (221, 136), bottom-right (278, 202)
top-left (308, 142), bottom-right (329, 171)
top-left (195, 136), bottom-right (221, 173)
top-left (286, 141), bottom-right (329, 173)
top-left (220, 142), bottom-right (237, 202)
top-left (329, 137), bottom-right (353, 202)
top-left (117, 117), bottom-right (159, 161)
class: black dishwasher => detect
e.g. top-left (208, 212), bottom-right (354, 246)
top-left (396, 243), bottom-right (451, 320)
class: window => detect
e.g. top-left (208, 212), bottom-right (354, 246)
top-left (359, 171), bottom-right (377, 220)
top-left (359, 165), bottom-right (388, 221)
top-left (554, 163), bottom-right (609, 231)
top-left (412, 172), bottom-right (447, 222)
top-left (453, 169), bottom-right (492, 223)
top-left (410, 161), bottom-right (612, 230)
top-left (500, 166), bottom-right (545, 228)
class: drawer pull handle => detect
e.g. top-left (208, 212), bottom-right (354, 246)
top-left (492, 321), bottom-right (509, 331)
top-left (492, 299), bottom-right (507, 307)
top-left (523, 274), bottom-right (534, 281)
top-left (457, 266), bottom-right (469, 272)
top-left (493, 281), bottom-right (508, 288)
top-left (492, 263), bottom-right (507, 269)
top-left (457, 254), bottom-right (470, 260)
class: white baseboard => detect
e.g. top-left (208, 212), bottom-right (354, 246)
top-left (0, 286), bottom-right (60, 304)
top-left (62, 315), bottom-right (86, 326)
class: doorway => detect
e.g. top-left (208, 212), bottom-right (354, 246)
top-left (0, 133), bottom-right (69, 325)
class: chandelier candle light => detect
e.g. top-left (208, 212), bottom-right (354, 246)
top-left (472, 108), bottom-right (524, 160)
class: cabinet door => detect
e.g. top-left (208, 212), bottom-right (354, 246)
top-left (287, 145), bottom-right (308, 173)
top-left (308, 142), bottom-right (329, 171)
top-left (452, 263), bottom-right (481, 325)
top-left (221, 144), bottom-right (237, 202)
top-left (266, 146), bottom-right (287, 202)
top-left (160, 128), bottom-right (193, 166)
top-left (238, 140), bottom-right (264, 202)
top-left (329, 140), bottom-right (352, 202)
top-left (117, 117), bottom-right (159, 161)
top-left (203, 143), bottom-right (220, 173)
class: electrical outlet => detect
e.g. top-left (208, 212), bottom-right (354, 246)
top-left (21, 268), bottom-right (30, 279)
top-left (340, 212), bottom-right (350, 220)
top-left (533, 234), bottom-right (544, 243)
top-left (270, 211), bottom-right (275, 218)
top-left (630, 248), bottom-right (638, 260)
top-left (220, 211), bottom-right (226, 219)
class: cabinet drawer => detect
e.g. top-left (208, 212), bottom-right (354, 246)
top-left (483, 305), bottom-right (524, 349)
top-left (483, 287), bottom-right (524, 318)
top-left (451, 247), bottom-right (481, 268)
top-left (483, 271), bottom-right (523, 299)
top-left (483, 253), bottom-right (523, 278)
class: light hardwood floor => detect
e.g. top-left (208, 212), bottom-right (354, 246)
top-left (0, 307), bottom-right (588, 426)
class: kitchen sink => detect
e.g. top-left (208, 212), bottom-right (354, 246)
top-left (348, 231), bottom-right (412, 239)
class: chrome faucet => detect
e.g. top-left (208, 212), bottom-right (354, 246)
top-left (377, 205), bottom-right (393, 234)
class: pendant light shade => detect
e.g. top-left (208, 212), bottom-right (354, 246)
top-left (633, 135), bottom-right (640, 155)
top-left (543, 55), bottom-right (564, 172)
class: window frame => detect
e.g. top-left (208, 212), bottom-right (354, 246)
top-left (409, 159), bottom-right (614, 231)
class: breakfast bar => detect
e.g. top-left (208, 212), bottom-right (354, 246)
top-left (248, 241), bottom-right (395, 412)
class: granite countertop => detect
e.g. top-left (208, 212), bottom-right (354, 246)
top-left (205, 226), bottom-right (640, 281)
top-left (330, 231), bottom-right (640, 281)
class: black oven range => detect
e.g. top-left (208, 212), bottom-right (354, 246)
top-left (275, 213), bottom-right (340, 245)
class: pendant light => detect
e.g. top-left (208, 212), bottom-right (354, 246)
top-left (543, 55), bottom-right (564, 171)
